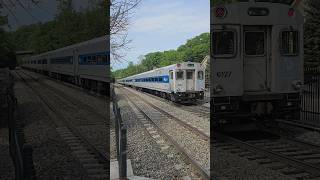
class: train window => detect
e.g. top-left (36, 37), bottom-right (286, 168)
top-left (212, 31), bottom-right (235, 56)
top-left (245, 32), bottom-right (265, 56)
top-left (281, 31), bottom-right (298, 56)
top-left (187, 71), bottom-right (193, 79)
top-left (159, 77), bottom-right (163, 82)
top-left (176, 71), bottom-right (184, 80)
top-left (198, 71), bottom-right (204, 80)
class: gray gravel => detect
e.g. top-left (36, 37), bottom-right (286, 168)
top-left (212, 147), bottom-right (294, 180)
top-left (13, 70), bottom-right (89, 179)
top-left (131, 95), bottom-right (210, 171)
top-left (114, 87), bottom-right (202, 179)
top-left (22, 70), bottom-right (108, 156)
top-left (296, 131), bottom-right (320, 145)
top-left (125, 87), bottom-right (210, 137)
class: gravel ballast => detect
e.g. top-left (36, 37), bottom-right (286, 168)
top-left (113, 87), bottom-right (203, 179)
top-left (13, 71), bottom-right (89, 179)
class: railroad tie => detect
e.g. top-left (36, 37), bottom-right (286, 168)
top-left (56, 127), bottom-right (108, 179)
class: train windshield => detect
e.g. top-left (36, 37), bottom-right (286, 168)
top-left (281, 31), bottom-right (298, 56)
top-left (245, 32), bottom-right (265, 56)
top-left (212, 31), bottom-right (235, 56)
top-left (176, 71), bottom-right (184, 80)
top-left (187, 71), bottom-right (193, 79)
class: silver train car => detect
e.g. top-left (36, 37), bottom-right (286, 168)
top-left (21, 36), bottom-right (110, 94)
top-left (211, 0), bottom-right (304, 124)
top-left (118, 62), bottom-right (205, 102)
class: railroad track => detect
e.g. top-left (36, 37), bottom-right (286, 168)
top-left (176, 105), bottom-right (210, 118)
top-left (15, 70), bottom-right (108, 179)
top-left (122, 86), bottom-right (209, 141)
top-left (126, 85), bottom-right (210, 119)
top-left (117, 86), bottom-right (210, 179)
top-left (215, 132), bottom-right (320, 179)
top-left (20, 70), bottom-right (107, 122)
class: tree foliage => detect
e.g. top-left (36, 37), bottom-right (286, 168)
top-left (304, 0), bottom-right (320, 66)
top-left (110, 0), bottom-right (141, 62)
top-left (9, 0), bottom-right (107, 54)
top-left (0, 15), bottom-right (16, 68)
top-left (112, 32), bottom-right (209, 79)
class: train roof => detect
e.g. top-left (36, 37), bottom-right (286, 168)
top-left (211, 1), bottom-right (304, 25)
top-left (29, 35), bottom-right (108, 58)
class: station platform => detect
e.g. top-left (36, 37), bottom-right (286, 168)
top-left (0, 128), bottom-right (15, 179)
top-left (110, 159), bottom-right (154, 180)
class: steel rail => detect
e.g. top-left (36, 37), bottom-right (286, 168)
top-left (15, 70), bottom-right (109, 165)
top-left (122, 86), bottom-right (210, 141)
top-left (20, 70), bottom-right (107, 122)
top-left (215, 132), bottom-right (320, 178)
top-left (120, 88), bottom-right (210, 179)
top-left (125, 85), bottom-right (210, 118)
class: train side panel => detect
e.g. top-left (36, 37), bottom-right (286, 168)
top-left (76, 37), bottom-right (109, 83)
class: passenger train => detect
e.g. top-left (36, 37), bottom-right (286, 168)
top-left (211, 0), bottom-right (304, 126)
top-left (118, 62), bottom-right (205, 103)
top-left (21, 36), bottom-right (110, 94)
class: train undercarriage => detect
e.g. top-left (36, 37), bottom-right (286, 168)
top-left (125, 85), bottom-right (204, 103)
top-left (212, 93), bottom-right (301, 129)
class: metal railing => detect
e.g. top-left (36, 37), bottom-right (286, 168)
top-left (4, 71), bottom-right (36, 180)
top-left (111, 84), bottom-right (128, 179)
top-left (301, 66), bottom-right (320, 124)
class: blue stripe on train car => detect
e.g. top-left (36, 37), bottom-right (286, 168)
top-left (127, 75), bottom-right (170, 83)
top-left (78, 51), bottom-right (109, 65)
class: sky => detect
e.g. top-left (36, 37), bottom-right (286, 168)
top-left (112, 0), bottom-right (210, 70)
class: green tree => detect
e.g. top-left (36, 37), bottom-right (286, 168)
top-left (11, 0), bottom-right (107, 54)
top-left (304, 0), bottom-right (320, 66)
top-left (112, 32), bottom-right (210, 79)
top-left (0, 15), bottom-right (16, 68)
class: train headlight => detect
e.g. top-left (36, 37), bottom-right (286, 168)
top-left (288, 8), bottom-right (295, 17)
top-left (215, 6), bottom-right (227, 18)
top-left (292, 80), bottom-right (302, 90)
top-left (213, 84), bottom-right (223, 94)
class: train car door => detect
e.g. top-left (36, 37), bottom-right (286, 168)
top-left (186, 70), bottom-right (195, 91)
top-left (175, 70), bottom-right (186, 92)
top-left (169, 70), bottom-right (174, 92)
top-left (243, 26), bottom-right (270, 92)
top-left (73, 49), bottom-right (79, 85)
